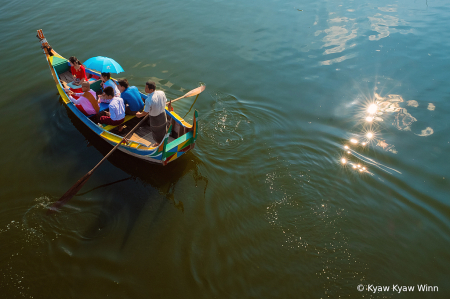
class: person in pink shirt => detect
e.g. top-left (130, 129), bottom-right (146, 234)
top-left (67, 81), bottom-right (100, 116)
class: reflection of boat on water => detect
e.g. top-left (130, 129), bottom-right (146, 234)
top-left (36, 29), bottom-right (200, 166)
top-left (61, 99), bottom-right (208, 210)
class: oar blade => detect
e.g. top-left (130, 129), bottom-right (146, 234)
top-left (47, 172), bottom-right (93, 214)
top-left (172, 85), bottom-right (206, 103)
top-left (183, 85), bottom-right (205, 98)
top-left (47, 116), bottom-right (149, 215)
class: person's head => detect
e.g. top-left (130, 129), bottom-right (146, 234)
top-left (69, 56), bottom-right (81, 69)
top-left (81, 81), bottom-right (90, 92)
top-left (101, 72), bottom-right (111, 83)
top-left (104, 86), bottom-right (114, 99)
top-left (145, 80), bottom-right (156, 94)
top-left (117, 79), bottom-right (129, 93)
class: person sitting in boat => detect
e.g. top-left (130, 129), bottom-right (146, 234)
top-left (117, 79), bottom-right (144, 115)
top-left (136, 80), bottom-right (167, 145)
top-left (68, 56), bottom-right (87, 86)
top-left (67, 81), bottom-right (100, 116)
top-left (98, 86), bottom-right (125, 129)
top-left (99, 72), bottom-right (120, 99)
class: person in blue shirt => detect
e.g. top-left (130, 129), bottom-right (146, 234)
top-left (117, 79), bottom-right (145, 115)
top-left (99, 72), bottom-right (121, 97)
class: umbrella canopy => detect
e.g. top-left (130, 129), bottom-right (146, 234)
top-left (83, 56), bottom-right (124, 74)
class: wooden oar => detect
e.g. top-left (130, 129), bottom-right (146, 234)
top-left (48, 114), bottom-right (149, 213)
top-left (172, 85), bottom-right (205, 103)
top-left (183, 94), bottom-right (200, 118)
top-left (48, 85), bottom-right (206, 213)
top-left (168, 85), bottom-right (205, 109)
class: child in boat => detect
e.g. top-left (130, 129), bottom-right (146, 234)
top-left (117, 79), bottom-right (144, 115)
top-left (68, 56), bottom-right (87, 86)
top-left (98, 87), bottom-right (125, 130)
top-left (99, 72), bottom-right (121, 99)
top-left (68, 81), bottom-right (100, 116)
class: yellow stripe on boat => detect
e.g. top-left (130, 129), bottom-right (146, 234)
top-left (126, 141), bottom-right (141, 149)
top-left (102, 115), bottom-right (136, 131)
top-left (100, 131), bottom-right (123, 144)
top-left (177, 139), bottom-right (190, 151)
top-left (56, 84), bottom-right (71, 104)
top-left (53, 53), bottom-right (65, 59)
top-left (168, 110), bottom-right (192, 128)
top-left (136, 145), bottom-right (157, 150)
top-left (100, 131), bottom-right (153, 149)
top-left (168, 153), bottom-right (178, 163)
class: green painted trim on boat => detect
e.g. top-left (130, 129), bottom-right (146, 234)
top-left (166, 131), bottom-right (193, 152)
top-left (51, 56), bottom-right (67, 66)
top-left (53, 60), bottom-right (70, 75)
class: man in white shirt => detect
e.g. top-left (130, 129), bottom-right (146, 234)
top-left (136, 80), bottom-right (168, 145)
top-left (98, 87), bottom-right (125, 131)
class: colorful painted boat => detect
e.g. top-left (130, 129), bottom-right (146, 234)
top-left (37, 29), bottom-right (199, 165)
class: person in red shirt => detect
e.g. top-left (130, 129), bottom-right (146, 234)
top-left (69, 56), bottom-right (88, 86)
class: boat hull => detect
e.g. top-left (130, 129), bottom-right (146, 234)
top-left (37, 29), bottom-right (199, 166)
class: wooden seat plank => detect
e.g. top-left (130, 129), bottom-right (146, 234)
top-left (101, 115), bottom-right (136, 131)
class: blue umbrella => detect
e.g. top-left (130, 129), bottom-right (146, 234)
top-left (83, 56), bottom-right (124, 74)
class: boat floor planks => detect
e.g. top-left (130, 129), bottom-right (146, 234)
top-left (128, 126), bottom-right (174, 146)
top-left (59, 71), bottom-right (73, 83)
top-left (109, 118), bottom-right (175, 147)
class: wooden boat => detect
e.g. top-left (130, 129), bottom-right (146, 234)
top-left (36, 29), bottom-right (199, 165)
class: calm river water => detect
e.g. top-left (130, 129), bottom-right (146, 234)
top-left (1, 0), bottom-right (449, 298)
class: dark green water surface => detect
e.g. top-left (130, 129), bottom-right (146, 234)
top-left (1, 0), bottom-right (450, 298)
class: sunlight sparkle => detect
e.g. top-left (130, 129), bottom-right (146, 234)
top-left (368, 104), bottom-right (378, 114)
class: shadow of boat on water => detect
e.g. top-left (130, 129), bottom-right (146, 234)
top-left (59, 98), bottom-right (208, 249)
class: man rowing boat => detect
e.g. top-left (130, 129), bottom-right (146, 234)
top-left (135, 80), bottom-right (167, 146)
